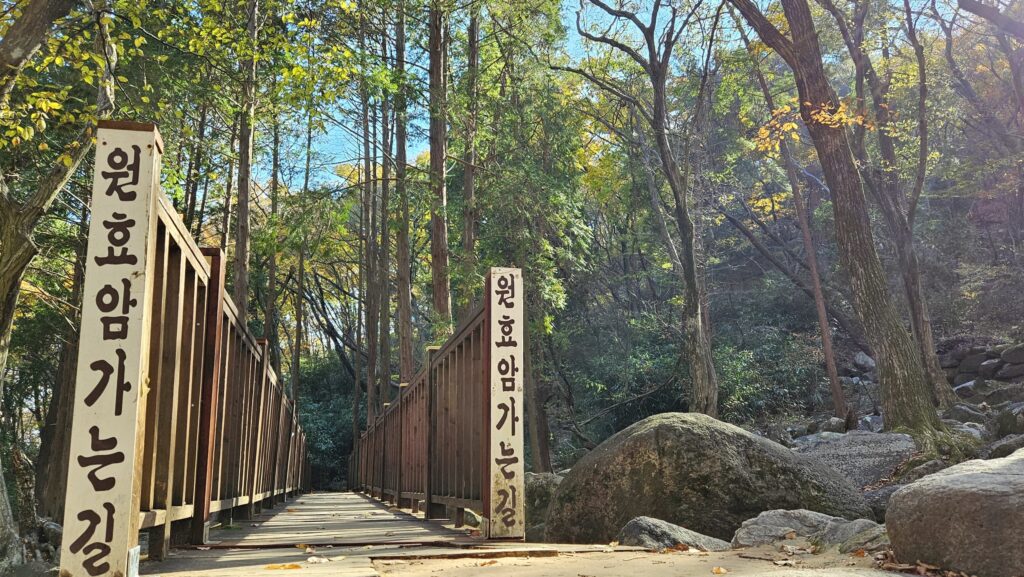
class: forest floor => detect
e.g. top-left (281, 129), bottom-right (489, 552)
top-left (135, 492), bottom-right (894, 577)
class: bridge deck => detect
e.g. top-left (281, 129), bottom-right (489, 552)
top-left (139, 492), bottom-right (892, 577)
top-left (139, 492), bottom-right (606, 576)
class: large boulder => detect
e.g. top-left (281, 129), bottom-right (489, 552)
top-left (1001, 343), bottom-right (1024, 364)
top-left (543, 413), bottom-right (872, 543)
top-left (996, 363), bottom-right (1024, 380)
top-left (792, 430), bottom-right (916, 488)
top-left (887, 449), bottom-right (1024, 577)
top-left (731, 509), bottom-right (887, 553)
top-left (986, 434), bottom-right (1024, 459)
top-left (943, 403), bottom-right (988, 424)
top-left (616, 516), bottom-right (730, 552)
top-left (993, 402), bottom-right (1024, 437)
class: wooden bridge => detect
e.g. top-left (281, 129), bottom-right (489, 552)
top-left (57, 122), bottom-right (528, 577)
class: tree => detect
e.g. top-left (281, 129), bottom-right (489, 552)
top-left (395, 0), bottom-right (415, 384)
top-left (233, 0), bottom-right (261, 322)
top-left (729, 0), bottom-right (945, 440)
top-left (815, 0), bottom-right (957, 408)
top-left (428, 0), bottom-right (453, 333)
top-left (569, 0), bottom-right (720, 416)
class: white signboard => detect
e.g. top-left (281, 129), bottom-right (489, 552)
top-left (60, 123), bottom-right (162, 577)
top-left (487, 267), bottom-right (525, 538)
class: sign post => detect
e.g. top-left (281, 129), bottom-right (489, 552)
top-left (60, 121), bottom-right (162, 577)
top-left (486, 267), bottom-right (525, 539)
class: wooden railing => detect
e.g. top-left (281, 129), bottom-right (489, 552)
top-left (351, 268), bottom-right (526, 539)
top-left (60, 121), bottom-right (308, 577)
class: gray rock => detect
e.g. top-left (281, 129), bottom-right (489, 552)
top-left (857, 415), bottom-right (883, 433)
top-left (959, 352), bottom-right (990, 374)
top-left (994, 402), bottom-right (1024, 437)
top-left (979, 358), bottom-right (1004, 378)
top-left (525, 472), bottom-right (562, 528)
top-left (986, 434), bottom-right (1024, 459)
top-left (953, 379), bottom-right (992, 399)
top-left (945, 421), bottom-right (988, 442)
top-left (616, 516), bottom-right (731, 552)
top-left (996, 363), bottom-right (1024, 380)
top-left (38, 521), bottom-right (61, 547)
top-left (953, 372), bottom-right (977, 386)
top-left (887, 450), bottom-right (1024, 577)
top-left (901, 459), bottom-right (949, 483)
top-left (543, 413), bottom-right (872, 543)
top-left (731, 509), bottom-right (887, 553)
top-left (463, 509), bottom-right (482, 528)
top-left (820, 416), bottom-right (847, 433)
top-left (938, 353), bottom-right (959, 369)
top-left (793, 430), bottom-right (916, 488)
top-left (853, 352), bottom-right (876, 373)
top-left (863, 485), bottom-right (904, 523)
top-left (984, 383), bottom-right (1024, 404)
top-left (1001, 343), bottom-right (1024, 364)
top-left (943, 403), bottom-right (988, 424)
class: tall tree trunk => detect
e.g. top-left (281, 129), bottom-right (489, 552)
top-left (184, 102), bottom-right (208, 229)
top-left (220, 116), bottom-right (239, 251)
top-left (731, 0), bottom-right (944, 438)
top-left (265, 115), bottom-right (282, 374)
top-left (395, 1), bottom-right (415, 383)
top-left (460, 5), bottom-right (480, 320)
top-left (428, 0), bottom-right (453, 332)
top-left (359, 10), bottom-right (378, 422)
top-left (378, 28), bottom-right (393, 405)
top-left (819, 0), bottom-right (957, 410)
top-left (292, 250), bottom-right (304, 403)
top-left (233, 0), bottom-right (259, 321)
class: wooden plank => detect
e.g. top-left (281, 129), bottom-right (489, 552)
top-left (193, 252), bottom-right (226, 546)
top-left (150, 239), bottom-right (187, 559)
top-left (141, 226), bottom-right (169, 512)
top-left (171, 263), bottom-right (197, 508)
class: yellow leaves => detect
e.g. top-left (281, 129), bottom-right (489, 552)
top-left (37, 142), bottom-right (49, 152)
top-left (753, 104), bottom-right (801, 156)
top-left (264, 563), bottom-right (302, 570)
top-left (59, 154), bottom-right (73, 168)
top-left (711, 567), bottom-right (729, 574)
top-left (806, 100), bottom-right (866, 129)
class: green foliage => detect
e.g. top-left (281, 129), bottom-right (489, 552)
top-left (297, 354), bottom-right (359, 490)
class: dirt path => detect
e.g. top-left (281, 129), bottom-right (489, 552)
top-left (372, 545), bottom-right (894, 577)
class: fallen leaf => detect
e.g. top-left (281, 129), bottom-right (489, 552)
top-left (851, 549), bottom-right (867, 558)
top-left (295, 544), bottom-right (308, 550)
top-left (478, 560), bottom-right (498, 566)
top-left (669, 543), bottom-right (690, 552)
top-left (264, 563), bottom-right (302, 570)
top-left (712, 567), bottom-right (729, 575)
